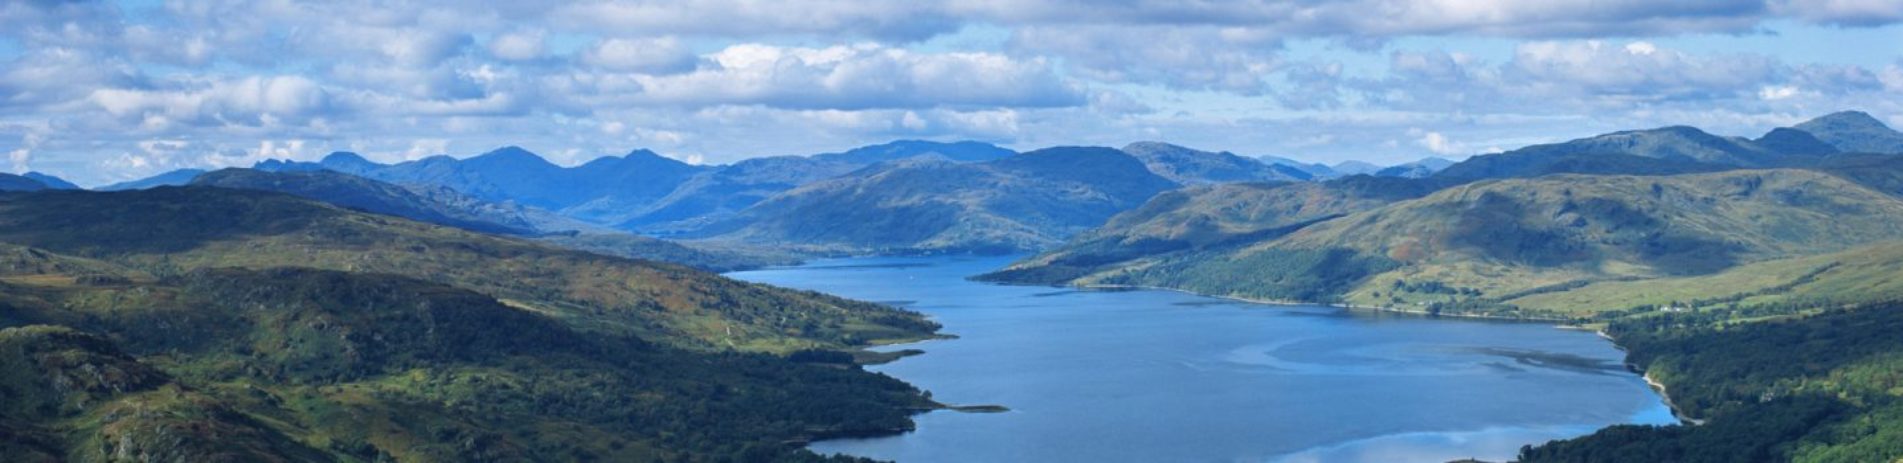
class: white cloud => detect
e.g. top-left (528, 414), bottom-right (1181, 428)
top-left (1759, 85), bottom-right (1802, 100)
top-left (628, 43), bottom-right (1084, 109)
top-left (488, 31), bottom-right (548, 61)
top-left (87, 76), bottom-right (332, 128)
top-left (581, 37), bottom-right (698, 74)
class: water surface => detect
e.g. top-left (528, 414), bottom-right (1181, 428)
top-left (730, 256), bottom-right (1674, 462)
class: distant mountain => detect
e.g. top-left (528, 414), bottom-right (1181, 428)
top-left (96, 168), bottom-right (207, 191)
top-left (1372, 157), bottom-right (1456, 178)
top-left (812, 139), bottom-right (1016, 164)
top-left (1793, 110), bottom-right (1903, 154)
top-left (189, 168), bottom-right (546, 236)
top-left (1258, 155), bottom-right (1338, 178)
top-left (581, 156), bottom-right (860, 233)
top-left (20, 172), bottom-right (78, 190)
top-left (991, 168), bottom-right (1903, 315)
top-left (1753, 127), bottom-right (1841, 156)
top-left (983, 175), bottom-right (1436, 284)
top-left (261, 141), bottom-right (1017, 234)
top-left (697, 147), bottom-right (1180, 253)
top-left (1122, 142), bottom-right (1310, 184)
top-left (1432, 126), bottom-right (1792, 182)
top-left (0, 173), bottom-right (48, 192)
top-left (1331, 160), bottom-right (1384, 176)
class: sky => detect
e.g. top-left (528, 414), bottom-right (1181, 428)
top-left (2, 1), bottom-right (1902, 186)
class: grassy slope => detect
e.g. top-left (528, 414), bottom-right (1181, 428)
top-left (0, 188), bottom-right (935, 352)
top-left (0, 262), bottom-right (932, 462)
top-left (1003, 169), bottom-right (1903, 317)
top-left (983, 176), bottom-right (1432, 284)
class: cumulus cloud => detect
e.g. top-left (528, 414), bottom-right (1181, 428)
top-left (629, 43), bottom-right (1085, 109)
top-left (581, 37), bottom-right (698, 74)
top-left (87, 76), bottom-right (332, 128)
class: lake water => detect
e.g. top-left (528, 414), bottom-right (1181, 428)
top-left (729, 255), bottom-right (1676, 463)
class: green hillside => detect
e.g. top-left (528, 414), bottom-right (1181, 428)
top-left (0, 263), bottom-right (934, 462)
top-left (981, 176), bottom-right (1432, 284)
top-left (996, 169), bottom-right (1903, 318)
top-left (0, 188), bottom-right (936, 352)
top-left (1520, 300), bottom-right (1903, 462)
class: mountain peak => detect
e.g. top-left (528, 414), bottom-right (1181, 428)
top-left (21, 172), bottom-right (79, 190)
top-left (321, 151), bottom-right (372, 165)
top-left (1794, 110), bottom-right (1903, 154)
top-left (468, 146), bottom-right (558, 169)
top-left (822, 140), bottom-right (1015, 164)
top-left (1799, 111), bottom-right (1889, 131)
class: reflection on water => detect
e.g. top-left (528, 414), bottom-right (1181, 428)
top-left (731, 256), bottom-right (1675, 463)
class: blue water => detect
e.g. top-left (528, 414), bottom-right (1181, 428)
top-left (730, 256), bottom-right (1676, 463)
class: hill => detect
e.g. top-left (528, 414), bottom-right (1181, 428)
top-left (982, 175), bottom-right (1436, 284)
top-left (190, 168), bottom-right (545, 236)
top-left (1432, 126), bottom-right (1782, 182)
top-left (0, 261), bottom-right (935, 461)
top-left (993, 169), bottom-right (1903, 317)
top-left (696, 147), bottom-right (1180, 253)
top-left (1793, 110), bottom-right (1903, 154)
top-left (1121, 142), bottom-right (1309, 184)
top-left (0, 187), bottom-right (936, 352)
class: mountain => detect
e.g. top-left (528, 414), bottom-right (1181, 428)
top-left (578, 141), bottom-right (1016, 233)
top-left (1372, 157), bottom-right (1456, 178)
top-left (19, 172), bottom-right (78, 190)
top-left (993, 168), bottom-right (1903, 316)
top-left (96, 168), bottom-right (207, 191)
top-left (1331, 160), bottom-right (1384, 176)
top-left (1793, 110), bottom-right (1903, 154)
top-left (0, 173), bottom-right (48, 192)
top-left (579, 155), bottom-right (859, 233)
top-left (1431, 126), bottom-right (1784, 182)
top-left (983, 175), bottom-right (1436, 284)
top-left (812, 139), bottom-right (1016, 165)
top-left (1122, 142), bottom-right (1310, 184)
top-left (697, 147), bottom-right (1180, 253)
top-left (1259, 155), bottom-right (1339, 178)
top-left (190, 168), bottom-right (545, 236)
top-left (272, 142), bottom-right (1015, 235)
top-left (1753, 127), bottom-right (1841, 156)
top-left (0, 187), bottom-right (936, 351)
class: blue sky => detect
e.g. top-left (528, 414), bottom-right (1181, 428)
top-left (3, 0), bottom-right (1902, 186)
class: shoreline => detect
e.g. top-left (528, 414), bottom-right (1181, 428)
top-left (1075, 283), bottom-right (1576, 323)
top-left (1073, 278), bottom-right (1712, 426)
top-left (1597, 329), bottom-right (1705, 427)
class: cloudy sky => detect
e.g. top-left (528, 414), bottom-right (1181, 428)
top-left (3, 0), bottom-right (1902, 186)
